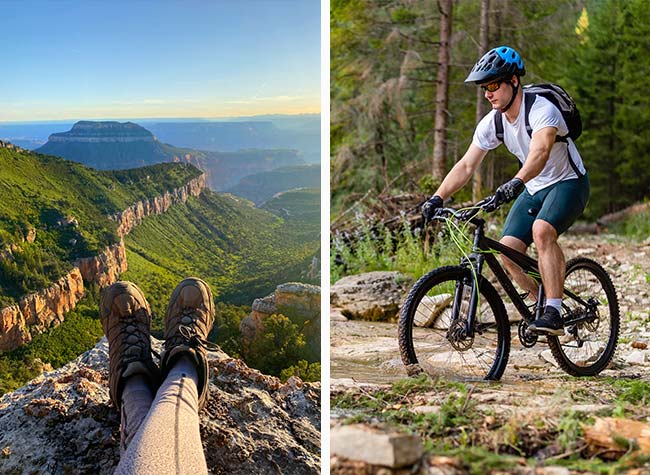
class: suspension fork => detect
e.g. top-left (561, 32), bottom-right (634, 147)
top-left (450, 228), bottom-right (485, 339)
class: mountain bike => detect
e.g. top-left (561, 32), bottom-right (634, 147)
top-left (397, 199), bottom-right (619, 381)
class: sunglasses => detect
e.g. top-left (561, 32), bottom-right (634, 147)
top-left (480, 82), bottom-right (502, 92)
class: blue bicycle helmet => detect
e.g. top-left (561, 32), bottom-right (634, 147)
top-left (465, 46), bottom-right (526, 84)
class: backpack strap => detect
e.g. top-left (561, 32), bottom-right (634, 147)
top-left (524, 92), bottom-right (535, 138)
top-left (565, 143), bottom-right (584, 178)
top-left (494, 110), bottom-right (504, 142)
top-left (524, 92), bottom-right (584, 178)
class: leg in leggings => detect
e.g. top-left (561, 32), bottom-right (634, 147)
top-left (114, 355), bottom-right (208, 475)
top-left (119, 375), bottom-right (154, 452)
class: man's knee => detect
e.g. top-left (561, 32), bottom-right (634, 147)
top-left (499, 236), bottom-right (527, 270)
top-left (532, 220), bottom-right (558, 250)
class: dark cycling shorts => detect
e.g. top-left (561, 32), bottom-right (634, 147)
top-left (502, 174), bottom-right (590, 246)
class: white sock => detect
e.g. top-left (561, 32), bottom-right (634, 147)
top-left (545, 298), bottom-right (562, 312)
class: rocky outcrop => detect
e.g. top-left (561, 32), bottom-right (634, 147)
top-left (0, 177), bottom-right (205, 351)
top-left (110, 174), bottom-right (206, 237)
top-left (0, 338), bottom-right (320, 475)
top-left (75, 241), bottom-right (128, 286)
top-left (0, 269), bottom-right (85, 351)
top-left (0, 140), bottom-right (25, 153)
top-left (330, 271), bottom-right (413, 321)
top-left (241, 282), bottom-right (321, 342)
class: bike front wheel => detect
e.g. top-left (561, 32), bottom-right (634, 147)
top-left (398, 266), bottom-right (510, 381)
top-left (548, 257), bottom-right (620, 376)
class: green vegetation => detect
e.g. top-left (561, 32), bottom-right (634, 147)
top-left (612, 208), bottom-right (650, 240)
top-left (121, 190), bottom-right (319, 323)
top-left (262, 187), bottom-right (321, 224)
top-left (331, 0), bottom-right (650, 221)
top-left (0, 146), bottom-right (320, 393)
top-left (212, 303), bottom-right (319, 382)
top-left (227, 165), bottom-right (321, 205)
top-left (0, 147), bottom-right (200, 303)
top-left (332, 376), bottom-right (650, 474)
top-left (331, 219), bottom-right (470, 282)
top-left (0, 289), bottom-right (103, 395)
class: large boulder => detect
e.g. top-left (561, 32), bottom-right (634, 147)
top-left (240, 282), bottom-right (321, 341)
top-left (330, 271), bottom-right (413, 321)
top-left (0, 338), bottom-right (320, 475)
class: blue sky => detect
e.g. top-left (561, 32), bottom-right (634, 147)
top-left (0, 0), bottom-right (320, 121)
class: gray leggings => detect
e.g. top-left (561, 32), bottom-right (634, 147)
top-left (114, 362), bottom-right (208, 475)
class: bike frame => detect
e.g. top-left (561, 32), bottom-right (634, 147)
top-left (456, 215), bottom-right (593, 337)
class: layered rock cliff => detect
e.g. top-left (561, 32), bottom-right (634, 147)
top-left (0, 270), bottom-right (84, 351)
top-left (110, 173), bottom-right (206, 237)
top-left (0, 176), bottom-right (206, 351)
top-left (0, 338), bottom-right (321, 474)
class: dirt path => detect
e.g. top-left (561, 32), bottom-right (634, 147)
top-left (330, 234), bottom-right (650, 472)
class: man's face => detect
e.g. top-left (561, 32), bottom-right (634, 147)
top-left (480, 77), bottom-right (515, 110)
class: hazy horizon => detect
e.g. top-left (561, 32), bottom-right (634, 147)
top-left (0, 112), bottom-right (320, 126)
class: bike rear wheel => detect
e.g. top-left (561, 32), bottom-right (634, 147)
top-left (398, 266), bottom-right (510, 381)
top-left (548, 257), bottom-right (619, 376)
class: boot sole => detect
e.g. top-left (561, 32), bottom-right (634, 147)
top-left (529, 325), bottom-right (564, 336)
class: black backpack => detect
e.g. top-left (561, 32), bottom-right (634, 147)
top-left (494, 83), bottom-right (583, 176)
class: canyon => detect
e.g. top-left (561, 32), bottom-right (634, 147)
top-left (0, 175), bottom-right (206, 351)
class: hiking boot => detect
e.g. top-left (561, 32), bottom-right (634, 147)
top-left (160, 277), bottom-right (215, 410)
top-left (100, 281), bottom-right (160, 410)
top-left (529, 306), bottom-right (564, 336)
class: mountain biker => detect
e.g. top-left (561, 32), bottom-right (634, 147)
top-left (421, 45), bottom-right (589, 335)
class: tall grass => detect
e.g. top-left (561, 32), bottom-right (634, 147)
top-left (331, 217), bottom-right (469, 282)
top-left (613, 208), bottom-right (650, 240)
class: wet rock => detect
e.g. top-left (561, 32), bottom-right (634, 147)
top-left (331, 272), bottom-right (413, 321)
top-left (413, 294), bottom-right (452, 328)
top-left (624, 350), bottom-right (646, 365)
top-left (331, 424), bottom-right (423, 468)
top-left (331, 306), bottom-right (348, 322)
top-left (539, 349), bottom-right (559, 368)
top-left (0, 337), bottom-right (320, 475)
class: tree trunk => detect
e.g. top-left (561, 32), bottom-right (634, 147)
top-left (432, 0), bottom-right (453, 180)
top-left (472, 0), bottom-right (491, 201)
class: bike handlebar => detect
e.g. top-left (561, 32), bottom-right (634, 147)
top-left (428, 196), bottom-right (494, 224)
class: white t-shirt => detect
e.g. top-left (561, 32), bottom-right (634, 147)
top-left (472, 95), bottom-right (586, 195)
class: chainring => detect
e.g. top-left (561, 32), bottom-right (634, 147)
top-left (518, 320), bottom-right (538, 348)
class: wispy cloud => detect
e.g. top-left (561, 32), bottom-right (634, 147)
top-left (225, 95), bottom-right (304, 105)
top-left (110, 99), bottom-right (169, 105)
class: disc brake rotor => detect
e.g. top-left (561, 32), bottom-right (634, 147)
top-left (447, 319), bottom-right (474, 351)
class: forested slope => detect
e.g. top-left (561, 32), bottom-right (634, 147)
top-left (122, 189), bottom-right (320, 324)
top-left (331, 0), bottom-right (650, 219)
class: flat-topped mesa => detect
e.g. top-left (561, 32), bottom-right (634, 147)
top-left (46, 121), bottom-right (156, 143)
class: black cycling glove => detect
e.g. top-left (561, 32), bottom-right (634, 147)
top-left (482, 178), bottom-right (525, 212)
top-left (421, 195), bottom-right (444, 221)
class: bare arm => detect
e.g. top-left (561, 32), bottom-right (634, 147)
top-left (515, 126), bottom-right (557, 183)
top-left (434, 144), bottom-right (488, 199)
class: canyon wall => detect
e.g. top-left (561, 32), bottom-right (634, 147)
top-left (110, 174), bottom-right (205, 237)
top-left (0, 175), bottom-right (206, 351)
